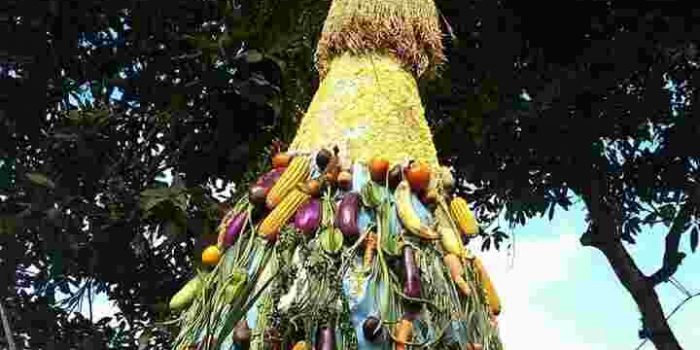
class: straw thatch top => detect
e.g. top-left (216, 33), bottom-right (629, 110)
top-left (315, 0), bottom-right (445, 80)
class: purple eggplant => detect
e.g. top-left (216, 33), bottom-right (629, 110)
top-left (220, 212), bottom-right (247, 248)
top-left (403, 246), bottom-right (421, 298)
top-left (294, 198), bottom-right (321, 235)
top-left (249, 168), bottom-right (284, 204)
top-left (362, 316), bottom-right (384, 342)
top-left (315, 326), bottom-right (335, 350)
top-left (335, 193), bottom-right (360, 237)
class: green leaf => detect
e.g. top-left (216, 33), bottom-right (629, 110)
top-left (691, 227), bottom-right (698, 253)
top-left (139, 188), bottom-right (170, 213)
top-left (139, 187), bottom-right (188, 215)
top-left (481, 236), bottom-right (491, 251)
top-left (245, 49), bottom-right (263, 63)
top-left (381, 228), bottom-right (401, 257)
top-left (659, 204), bottom-right (676, 222)
top-left (547, 202), bottom-right (555, 220)
top-left (26, 172), bottom-right (55, 189)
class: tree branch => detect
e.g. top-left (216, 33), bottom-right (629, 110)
top-left (0, 300), bottom-right (17, 350)
top-left (648, 201), bottom-right (692, 286)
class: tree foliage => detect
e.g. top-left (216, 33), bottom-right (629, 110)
top-left (428, 2), bottom-right (700, 349)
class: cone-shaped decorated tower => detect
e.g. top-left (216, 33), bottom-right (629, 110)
top-left (170, 0), bottom-right (504, 349)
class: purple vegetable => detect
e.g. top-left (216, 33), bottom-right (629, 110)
top-left (315, 326), bottom-right (335, 350)
top-left (403, 246), bottom-right (421, 298)
top-left (294, 198), bottom-right (321, 235)
top-left (362, 316), bottom-right (384, 342)
top-left (249, 168), bottom-right (284, 204)
top-left (222, 212), bottom-right (247, 248)
top-left (335, 193), bottom-right (360, 237)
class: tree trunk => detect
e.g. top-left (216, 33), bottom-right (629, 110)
top-left (589, 237), bottom-right (682, 350)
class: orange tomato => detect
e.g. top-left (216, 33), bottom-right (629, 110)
top-left (337, 170), bottom-right (353, 190)
top-left (405, 161), bottom-right (431, 192)
top-left (369, 158), bottom-right (390, 182)
top-left (271, 153), bottom-right (291, 169)
top-left (201, 245), bottom-right (221, 266)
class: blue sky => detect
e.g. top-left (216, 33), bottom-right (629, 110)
top-left (472, 199), bottom-right (700, 350)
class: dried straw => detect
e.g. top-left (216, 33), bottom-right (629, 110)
top-left (315, 0), bottom-right (445, 80)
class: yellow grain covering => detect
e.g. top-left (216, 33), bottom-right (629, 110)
top-left (289, 53), bottom-right (439, 169)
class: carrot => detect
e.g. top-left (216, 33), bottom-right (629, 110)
top-left (394, 318), bottom-right (413, 350)
top-left (443, 254), bottom-right (471, 296)
top-left (466, 343), bottom-right (483, 350)
top-left (364, 232), bottom-right (377, 268)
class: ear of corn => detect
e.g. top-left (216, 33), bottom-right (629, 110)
top-left (450, 196), bottom-right (479, 237)
top-left (259, 188), bottom-right (310, 239)
top-left (473, 257), bottom-right (501, 316)
top-left (434, 200), bottom-right (466, 258)
top-left (265, 156), bottom-right (311, 209)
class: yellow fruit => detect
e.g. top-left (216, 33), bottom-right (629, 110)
top-left (201, 245), bottom-right (221, 266)
top-left (394, 181), bottom-right (438, 239)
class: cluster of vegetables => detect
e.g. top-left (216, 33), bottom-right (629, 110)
top-left (168, 146), bottom-right (503, 350)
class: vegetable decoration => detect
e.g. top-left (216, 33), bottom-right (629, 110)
top-left (169, 274), bottom-right (203, 311)
top-left (266, 156), bottom-right (311, 209)
top-left (201, 245), bottom-right (221, 266)
top-left (337, 170), bottom-right (352, 190)
top-left (167, 0), bottom-right (505, 347)
top-left (369, 157), bottom-right (390, 183)
top-left (395, 180), bottom-right (439, 240)
top-left (335, 192), bottom-right (360, 237)
top-left (402, 246), bottom-right (421, 298)
top-left (393, 318), bottom-right (413, 350)
top-left (451, 196), bottom-right (479, 237)
top-left (249, 167), bottom-right (284, 205)
top-left (294, 198), bottom-right (322, 235)
top-left (217, 211), bottom-right (247, 249)
top-left (272, 152), bottom-right (292, 169)
top-left (405, 161), bottom-right (431, 192)
top-left (259, 187), bottom-right (310, 240)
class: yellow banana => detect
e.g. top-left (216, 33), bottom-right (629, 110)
top-left (394, 181), bottom-right (438, 239)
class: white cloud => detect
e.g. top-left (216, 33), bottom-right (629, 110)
top-left (468, 229), bottom-right (597, 350)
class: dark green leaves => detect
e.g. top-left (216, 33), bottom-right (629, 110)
top-left (140, 187), bottom-right (188, 214)
top-left (691, 226), bottom-right (698, 253)
top-left (26, 172), bottom-right (55, 189)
